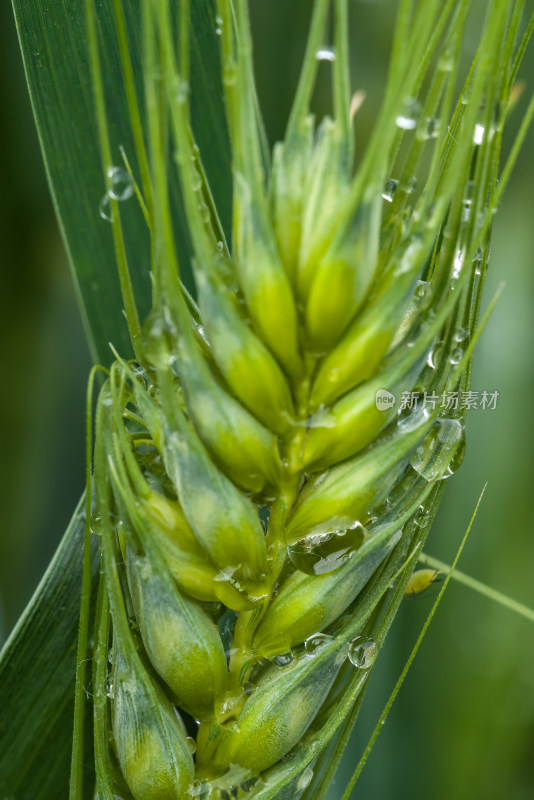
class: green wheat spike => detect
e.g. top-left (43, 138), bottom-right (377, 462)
top-left (73, 0), bottom-right (534, 798)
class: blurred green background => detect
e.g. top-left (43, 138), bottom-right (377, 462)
top-left (1, 1), bottom-right (533, 798)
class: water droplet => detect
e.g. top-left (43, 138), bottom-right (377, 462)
top-left (220, 695), bottom-right (241, 716)
top-left (415, 280), bottom-right (430, 300)
top-left (271, 652), bottom-right (294, 668)
top-left (176, 78), bottom-right (190, 104)
top-left (409, 418), bottom-right (465, 482)
top-left (304, 633), bottom-right (334, 654)
top-left (191, 169), bottom-right (203, 192)
top-left (473, 123), bottom-right (485, 145)
top-left (396, 115), bottom-right (417, 131)
top-left (99, 194), bottom-right (113, 222)
top-left (296, 766), bottom-right (314, 791)
top-left (107, 166), bottom-right (134, 201)
top-left (461, 180), bottom-right (475, 223)
top-left (348, 636), bottom-right (377, 669)
top-left (382, 178), bottom-right (398, 203)
top-left (106, 677), bottom-right (114, 699)
top-left (395, 98), bottom-right (421, 130)
top-left (413, 504), bottom-right (431, 528)
top-left (223, 62), bottom-right (238, 87)
top-left (186, 736), bottom-right (197, 755)
top-left (397, 406), bottom-right (431, 433)
top-left (215, 15), bottom-right (223, 35)
top-left (187, 780), bottom-right (208, 798)
top-left (449, 346), bottom-right (464, 365)
top-left (316, 48), bottom-right (336, 62)
top-left (198, 200), bottom-right (211, 224)
top-left (403, 175), bottom-right (418, 194)
top-left (90, 513), bottom-right (103, 536)
top-left (288, 524), bottom-right (366, 575)
top-left (462, 198), bottom-right (472, 222)
top-left (438, 52), bottom-right (454, 72)
top-left (417, 116), bottom-right (441, 141)
top-left (196, 323), bottom-right (209, 345)
top-left (454, 327), bottom-right (469, 344)
top-left (452, 247), bottom-right (464, 279)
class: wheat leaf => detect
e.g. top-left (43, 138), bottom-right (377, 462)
top-left (0, 496), bottom-right (99, 800)
top-left (11, 0), bottom-right (231, 365)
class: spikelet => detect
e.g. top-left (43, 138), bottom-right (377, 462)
top-left (82, 0), bottom-right (533, 797)
top-left (111, 641), bottom-right (195, 800)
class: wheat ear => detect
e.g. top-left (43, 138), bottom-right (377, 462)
top-left (77, 0), bottom-right (534, 798)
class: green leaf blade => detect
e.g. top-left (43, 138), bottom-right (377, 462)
top-left (0, 496), bottom-right (99, 800)
top-left (12, 0), bottom-right (231, 365)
